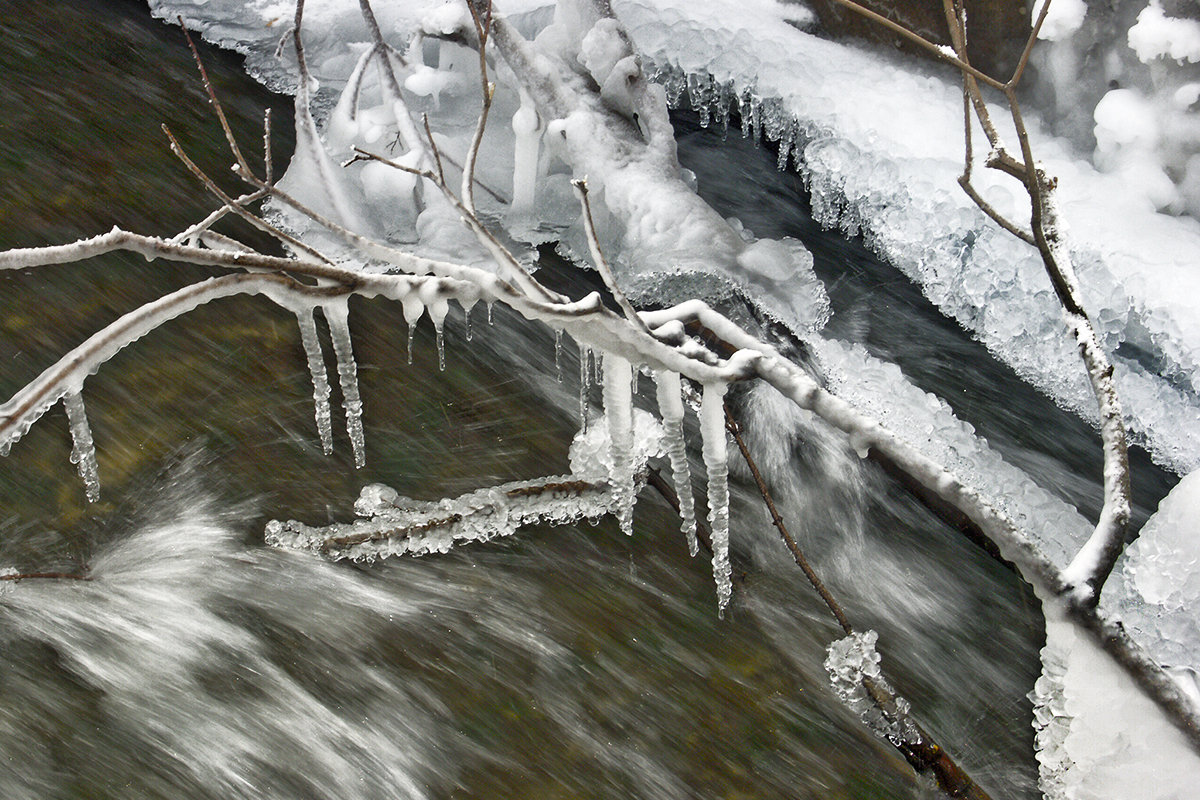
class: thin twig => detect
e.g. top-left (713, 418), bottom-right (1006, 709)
top-left (178, 19), bottom-right (253, 176)
top-left (163, 124), bottom-right (334, 265)
top-left (723, 403), bottom-right (853, 634)
top-left (462, 0), bottom-right (495, 214)
top-left (571, 178), bottom-right (651, 334)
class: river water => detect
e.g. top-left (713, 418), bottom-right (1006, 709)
top-left (0, 2), bottom-right (1177, 798)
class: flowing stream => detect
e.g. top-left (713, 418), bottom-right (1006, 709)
top-left (0, 3), bottom-right (1178, 799)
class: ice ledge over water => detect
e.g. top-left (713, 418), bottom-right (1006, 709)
top-left (614, 0), bottom-right (1200, 475)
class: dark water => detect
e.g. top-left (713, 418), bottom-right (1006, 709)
top-left (0, 2), bottom-right (1153, 798)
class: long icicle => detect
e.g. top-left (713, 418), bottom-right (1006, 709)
top-left (601, 354), bottom-right (635, 535)
top-left (700, 382), bottom-right (731, 615)
top-left (62, 390), bottom-right (100, 503)
top-left (654, 370), bottom-right (698, 555)
top-left (295, 308), bottom-right (334, 455)
top-left (323, 300), bottom-right (366, 468)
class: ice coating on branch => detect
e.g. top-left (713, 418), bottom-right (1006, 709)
top-left (614, 0), bottom-right (1200, 474)
top-left (62, 390), bottom-right (100, 503)
top-left (578, 341), bottom-right (591, 429)
top-left (1104, 471), bottom-right (1200, 673)
top-left (601, 355), bottom-right (636, 535)
top-left (270, 410), bottom-right (667, 562)
top-left (295, 309), bottom-right (334, 455)
top-left (267, 474), bottom-right (618, 561)
top-left (699, 382), bottom-right (731, 615)
top-left (653, 370), bottom-right (697, 555)
top-left (323, 301), bottom-right (366, 469)
top-left (824, 630), bottom-right (921, 747)
top-left (1032, 602), bottom-right (1200, 799)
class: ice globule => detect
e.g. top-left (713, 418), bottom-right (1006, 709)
top-left (699, 381), bottom-right (732, 615)
top-left (654, 370), bottom-right (698, 556)
top-left (601, 355), bottom-right (636, 536)
top-left (295, 308), bottom-right (335, 456)
top-left (322, 300), bottom-right (366, 469)
top-left (824, 630), bottom-right (922, 748)
top-left (62, 389), bottom-right (100, 503)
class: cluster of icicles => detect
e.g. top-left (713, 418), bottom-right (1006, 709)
top-left (0, 276), bottom-right (740, 613)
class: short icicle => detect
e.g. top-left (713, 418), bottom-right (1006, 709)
top-left (654, 370), bottom-right (698, 556)
top-left (295, 308), bottom-right (334, 455)
top-left (62, 390), bottom-right (100, 503)
top-left (602, 355), bottom-right (635, 536)
top-left (323, 300), bottom-right (366, 469)
top-left (700, 382), bottom-right (732, 615)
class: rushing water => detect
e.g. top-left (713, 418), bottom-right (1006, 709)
top-left (0, 3), bottom-right (1177, 799)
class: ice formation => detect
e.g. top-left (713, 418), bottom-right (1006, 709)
top-left (79, 0), bottom-right (1200, 790)
top-left (295, 308), bottom-right (335, 455)
top-left (699, 381), bottom-right (731, 615)
top-left (823, 630), bottom-right (921, 748)
top-left (654, 369), bottom-right (698, 555)
top-left (323, 300), bottom-right (367, 469)
top-left (1032, 600), bottom-right (1200, 800)
top-left (62, 390), bottom-right (100, 503)
top-left (269, 408), bottom-right (667, 561)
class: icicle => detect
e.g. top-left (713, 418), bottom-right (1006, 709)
top-left (602, 355), bottom-right (635, 536)
top-left (464, 305), bottom-right (473, 342)
top-left (420, 285), bottom-right (449, 373)
top-left (654, 371), bottom-right (698, 556)
top-left (487, 301), bottom-right (494, 326)
top-left (579, 342), bottom-right (591, 431)
top-left (700, 382), bottom-right (732, 615)
top-left (323, 302), bottom-right (366, 469)
top-left (401, 291), bottom-right (425, 367)
top-left (296, 309), bottom-right (334, 455)
top-left (510, 88), bottom-right (542, 214)
top-left (554, 328), bottom-right (564, 383)
top-left (62, 390), bottom-right (100, 503)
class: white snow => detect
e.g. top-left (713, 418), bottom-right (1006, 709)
top-left (1034, 0), bottom-right (1087, 43)
top-left (1129, 2), bottom-right (1200, 64)
top-left (1033, 600), bottom-right (1200, 799)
